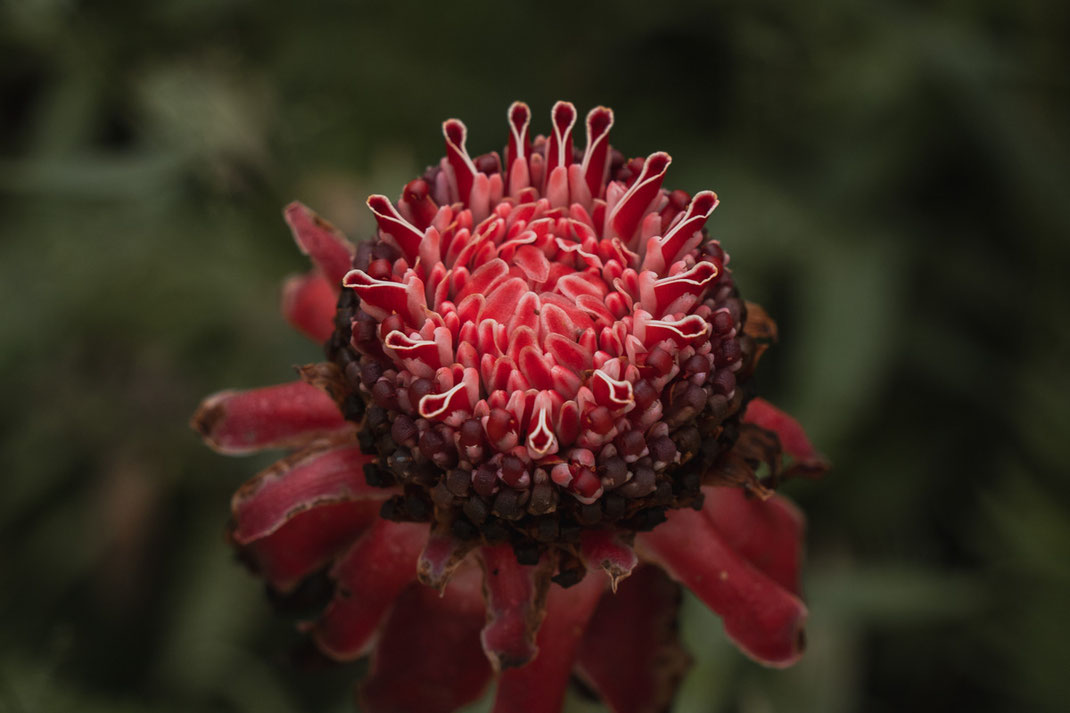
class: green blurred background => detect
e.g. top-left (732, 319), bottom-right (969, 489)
top-left (2, 0), bottom-right (1068, 711)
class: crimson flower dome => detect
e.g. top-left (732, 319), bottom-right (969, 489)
top-left (192, 101), bottom-right (827, 713)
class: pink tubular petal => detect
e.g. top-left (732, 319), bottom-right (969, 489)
top-left (509, 150), bottom-right (532, 198)
top-left (492, 573), bottom-right (606, 713)
top-left (575, 566), bottom-right (690, 713)
top-left (590, 369), bottom-right (635, 413)
top-left (644, 190), bottom-right (719, 274)
top-left (546, 333), bottom-right (593, 373)
top-left (283, 201), bottom-right (355, 288)
top-left (456, 257), bottom-right (509, 302)
top-left (569, 163), bottom-right (592, 207)
top-left (479, 277), bottom-right (529, 323)
top-left (608, 152), bottom-right (672, 243)
top-left (281, 271), bottom-right (337, 343)
top-left (703, 486), bottom-right (804, 595)
top-left (312, 520), bottom-right (425, 660)
top-left (515, 244), bottom-right (551, 283)
top-left (383, 328), bottom-right (452, 378)
top-left (507, 326), bottom-right (538, 364)
top-left (581, 106), bottom-right (614, 199)
top-left (366, 194), bottom-right (424, 264)
top-left (508, 291), bottom-right (541, 333)
top-left (419, 381), bottom-right (470, 422)
top-left (519, 346), bottom-right (555, 392)
top-left (444, 118), bottom-right (478, 205)
top-left (231, 444), bottom-right (387, 544)
top-left (546, 164), bottom-right (570, 208)
top-left (637, 506), bottom-right (808, 667)
top-left (554, 236), bottom-right (603, 270)
top-left (580, 530), bottom-right (638, 591)
top-left (343, 270), bottom-right (426, 326)
top-left (641, 314), bottom-right (710, 349)
top-left (556, 271), bottom-right (607, 300)
top-left (648, 261), bottom-right (719, 316)
top-left (470, 173), bottom-right (492, 223)
top-left (538, 302), bottom-right (578, 341)
top-left (419, 224), bottom-right (442, 266)
top-left (576, 293), bottom-right (615, 328)
top-left (384, 330), bottom-right (440, 368)
top-left (526, 390), bottom-right (558, 458)
top-left (479, 544), bottom-right (551, 670)
top-left (483, 355), bottom-right (514, 393)
top-left (418, 368), bottom-right (479, 425)
top-left (191, 381), bottom-right (350, 455)
top-left (506, 101), bottom-right (531, 171)
top-left (528, 154), bottom-right (544, 196)
top-left (743, 398), bottom-right (829, 474)
top-left (541, 291), bottom-right (598, 329)
top-left (360, 568), bottom-right (492, 713)
top-left (550, 364), bottom-right (581, 399)
top-left (544, 101), bottom-right (577, 192)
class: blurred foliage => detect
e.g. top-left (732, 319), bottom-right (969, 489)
top-left (1, 0), bottom-right (1068, 711)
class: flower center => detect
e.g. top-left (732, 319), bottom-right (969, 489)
top-left (323, 102), bottom-right (762, 570)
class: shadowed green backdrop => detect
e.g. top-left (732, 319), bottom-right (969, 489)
top-left (2, 0), bottom-right (1068, 711)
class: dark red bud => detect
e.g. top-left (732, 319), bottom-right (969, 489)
top-left (359, 361), bottom-right (383, 386)
top-left (600, 456), bottom-right (629, 489)
top-left (724, 298), bottom-right (743, 325)
top-left (473, 463), bottom-right (498, 497)
top-left (711, 309), bottom-right (734, 335)
top-left (660, 189), bottom-right (692, 227)
top-left (619, 464), bottom-right (655, 498)
top-left (683, 354), bottom-right (709, 377)
top-left (528, 483), bottom-right (555, 515)
top-left (622, 157), bottom-right (646, 187)
top-left (403, 178), bottom-right (437, 230)
top-left (702, 241), bottom-right (726, 263)
top-left (379, 314), bottom-right (404, 339)
top-left (458, 418), bottom-right (485, 447)
top-left (354, 313), bottom-right (378, 345)
top-left (463, 496), bottom-right (489, 524)
top-left (711, 368), bottom-right (736, 396)
top-left (390, 415), bottom-right (418, 447)
top-left (418, 428), bottom-right (446, 460)
top-left (500, 455), bottom-right (527, 487)
top-left (409, 378), bottom-right (434, 404)
top-left (474, 152), bottom-right (501, 175)
top-left (446, 469), bottom-right (471, 497)
top-left (716, 338), bottom-right (742, 367)
top-left (403, 178), bottom-right (428, 202)
top-left (367, 258), bottom-right (393, 281)
top-left (570, 467), bottom-right (602, 499)
top-left (649, 435), bottom-right (677, 464)
top-left (646, 347), bottom-right (674, 376)
top-left (371, 379), bottom-right (397, 409)
top-left (617, 430), bottom-right (646, 458)
top-left (633, 379), bottom-right (659, 411)
top-left (486, 408), bottom-right (517, 444)
top-left (584, 406), bottom-right (614, 435)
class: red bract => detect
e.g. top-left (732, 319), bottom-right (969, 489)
top-left (192, 101), bottom-right (827, 713)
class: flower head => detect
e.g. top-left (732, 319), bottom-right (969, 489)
top-left (193, 101), bottom-right (827, 713)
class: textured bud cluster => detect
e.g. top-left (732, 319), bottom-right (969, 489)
top-left (328, 102), bottom-right (762, 563)
top-left (192, 101), bottom-right (827, 713)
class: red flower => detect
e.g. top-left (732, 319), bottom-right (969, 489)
top-left (193, 101), bottom-right (827, 713)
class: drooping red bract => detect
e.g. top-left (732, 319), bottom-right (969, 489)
top-left (192, 101), bottom-right (827, 713)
